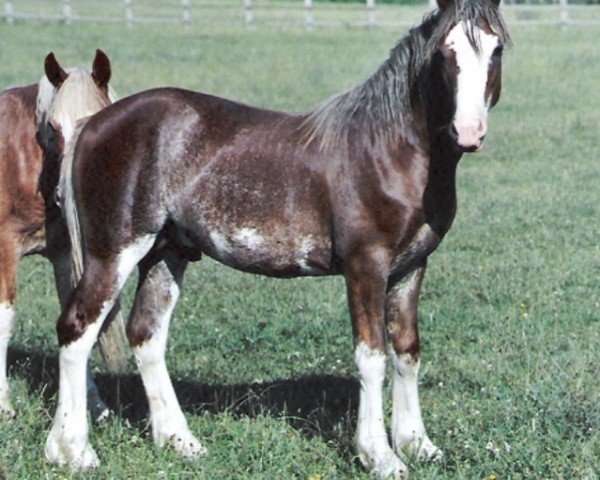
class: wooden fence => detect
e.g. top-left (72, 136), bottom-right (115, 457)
top-left (2, 0), bottom-right (599, 27)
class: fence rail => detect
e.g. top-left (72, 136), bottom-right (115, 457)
top-left (2, 0), bottom-right (599, 27)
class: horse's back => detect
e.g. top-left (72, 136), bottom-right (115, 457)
top-left (74, 87), bottom-right (335, 274)
top-left (0, 84), bottom-right (45, 241)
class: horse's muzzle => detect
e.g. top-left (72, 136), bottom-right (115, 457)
top-left (449, 121), bottom-right (486, 153)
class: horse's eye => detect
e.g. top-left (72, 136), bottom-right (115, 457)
top-left (492, 45), bottom-right (504, 57)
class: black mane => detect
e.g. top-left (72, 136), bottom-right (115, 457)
top-left (302, 0), bottom-right (510, 151)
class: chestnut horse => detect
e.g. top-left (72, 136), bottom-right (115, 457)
top-left (0, 51), bottom-right (119, 420)
top-left (46, 0), bottom-right (510, 476)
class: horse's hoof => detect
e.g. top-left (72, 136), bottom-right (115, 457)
top-left (45, 435), bottom-right (100, 470)
top-left (372, 454), bottom-right (409, 479)
top-left (92, 407), bottom-right (111, 424)
top-left (359, 449), bottom-right (409, 479)
top-left (73, 443), bottom-right (100, 470)
top-left (168, 431), bottom-right (207, 458)
top-left (0, 403), bottom-right (17, 420)
top-left (396, 435), bottom-right (443, 462)
top-left (416, 437), bottom-right (443, 462)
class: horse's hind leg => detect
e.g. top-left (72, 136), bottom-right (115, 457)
top-left (126, 250), bottom-right (205, 458)
top-left (48, 248), bottom-right (110, 422)
top-left (45, 235), bottom-right (155, 469)
top-left (386, 266), bottom-right (442, 461)
top-left (0, 232), bottom-right (18, 418)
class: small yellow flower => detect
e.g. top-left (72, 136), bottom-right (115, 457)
top-left (308, 475), bottom-right (323, 480)
top-left (489, 474), bottom-right (496, 480)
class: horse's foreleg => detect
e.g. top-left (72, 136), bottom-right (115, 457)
top-left (50, 251), bottom-right (110, 422)
top-left (386, 265), bottom-right (442, 461)
top-left (345, 250), bottom-right (408, 479)
top-left (126, 252), bottom-right (205, 458)
top-left (45, 235), bottom-right (155, 469)
top-left (0, 234), bottom-right (18, 418)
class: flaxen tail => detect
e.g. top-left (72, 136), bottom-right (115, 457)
top-left (58, 118), bottom-right (87, 282)
top-left (59, 119), bottom-right (130, 372)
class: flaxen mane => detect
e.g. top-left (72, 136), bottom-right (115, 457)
top-left (36, 67), bottom-right (117, 128)
top-left (43, 70), bottom-right (117, 283)
top-left (302, 0), bottom-right (510, 151)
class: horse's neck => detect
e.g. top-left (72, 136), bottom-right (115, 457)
top-left (423, 143), bottom-right (460, 237)
top-left (389, 99), bottom-right (461, 238)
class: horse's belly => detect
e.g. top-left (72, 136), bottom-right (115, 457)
top-left (202, 225), bottom-right (333, 277)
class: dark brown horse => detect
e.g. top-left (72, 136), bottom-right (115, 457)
top-left (46, 0), bottom-right (510, 476)
top-left (0, 51), bottom-right (121, 420)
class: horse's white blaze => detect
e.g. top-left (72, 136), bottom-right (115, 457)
top-left (355, 343), bottom-right (407, 477)
top-left (0, 302), bottom-right (15, 414)
top-left (446, 22), bottom-right (499, 149)
top-left (133, 282), bottom-right (206, 457)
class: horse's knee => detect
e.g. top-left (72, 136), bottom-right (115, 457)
top-left (126, 319), bottom-right (154, 348)
top-left (56, 273), bottom-right (118, 346)
top-left (390, 330), bottom-right (420, 360)
top-left (56, 306), bottom-right (87, 346)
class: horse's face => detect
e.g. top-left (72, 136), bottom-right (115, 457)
top-left (440, 20), bottom-right (503, 152)
top-left (40, 50), bottom-right (112, 154)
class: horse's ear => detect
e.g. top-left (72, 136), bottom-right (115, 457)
top-left (436, 0), bottom-right (452, 10)
top-left (92, 49), bottom-right (111, 89)
top-left (44, 52), bottom-right (68, 88)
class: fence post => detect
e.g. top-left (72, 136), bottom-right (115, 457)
top-left (559, 0), bottom-right (569, 27)
top-left (366, 0), bottom-right (375, 26)
top-left (4, 2), bottom-right (14, 24)
top-left (243, 0), bottom-right (253, 25)
top-left (182, 0), bottom-right (190, 24)
top-left (125, 0), bottom-right (133, 26)
top-left (62, 0), bottom-right (72, 24)
top-left (305, 0), bottom-right (313, 29)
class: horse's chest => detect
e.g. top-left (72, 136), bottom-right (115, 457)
top-left (390, 223), bottom-right (442, 276)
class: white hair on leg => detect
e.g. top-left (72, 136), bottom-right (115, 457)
top-left (133, 280), bottom-right (205, 458)
top-left (355, 342), bottom-right (408, 478)
top-left (45, 235), bottom-right (155, 469)
top-left (45, 301), bottom-right (112, 469)
top-left (0, 302), bottom-right (15, 417)
top-left (391, 351), bottom-right (442, 460)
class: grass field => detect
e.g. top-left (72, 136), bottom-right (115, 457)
top-left (0, 9), bottom-right (598, 480)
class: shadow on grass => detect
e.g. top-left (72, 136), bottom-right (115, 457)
top-left (7, 345), bottom-right (359, 456)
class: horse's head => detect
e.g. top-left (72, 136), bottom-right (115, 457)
top-left (36, 49), bottom-right (114, 158)
top-left (35, 50), bottom-right (116, 208)
top-left (430, 0), bottom-right (509, 153)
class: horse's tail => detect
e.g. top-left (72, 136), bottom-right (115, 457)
top-left (59, 118), bottom-right (86, 282)
top-left (59, 119), bottom-right (130, 372)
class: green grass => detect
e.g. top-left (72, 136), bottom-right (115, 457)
top-left (0, 12), bottom-right (599, 480)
